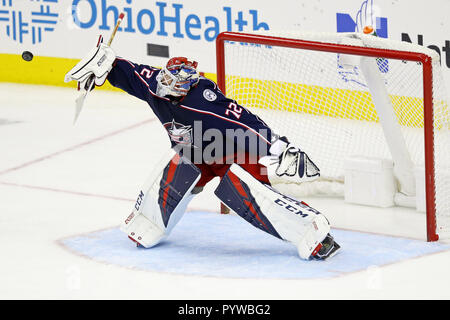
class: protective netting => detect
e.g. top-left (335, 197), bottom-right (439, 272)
top-left (221, 31), bottom-right (450, 239)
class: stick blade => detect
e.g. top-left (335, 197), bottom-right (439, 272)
top-left (73, 92), bottom-right (87, 124)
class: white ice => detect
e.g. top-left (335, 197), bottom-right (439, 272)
top-left (1, 83), bottom-right (450, 299)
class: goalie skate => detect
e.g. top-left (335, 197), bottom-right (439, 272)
top-left (310, 233), bottom-right (341, 260)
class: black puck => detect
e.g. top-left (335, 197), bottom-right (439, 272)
top-left (22, 51), bottom-right (33, 61)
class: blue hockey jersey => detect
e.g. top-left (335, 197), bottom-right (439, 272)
top-left (107, 57), bottom-right (273, 164)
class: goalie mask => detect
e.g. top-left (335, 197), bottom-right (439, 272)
top-left (156, 57), bottom-right (200, 97)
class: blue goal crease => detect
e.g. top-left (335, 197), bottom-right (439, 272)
top-left (60, 211), bottom-right (450, 280)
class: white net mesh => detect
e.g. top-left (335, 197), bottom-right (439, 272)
top-left (221, 31), bottom-right (450, 239)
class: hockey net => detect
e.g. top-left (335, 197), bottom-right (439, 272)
top-left (216, 31), bottom-right (450, 241)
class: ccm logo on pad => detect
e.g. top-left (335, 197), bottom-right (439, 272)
top-left (274, 198), bottom-right (309, 218)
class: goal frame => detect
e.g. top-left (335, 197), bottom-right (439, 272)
top-left (215, 31), bottom-right (438, 241)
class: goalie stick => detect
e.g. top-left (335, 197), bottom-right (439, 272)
top-left (73, 12), bottom-right (125, 124)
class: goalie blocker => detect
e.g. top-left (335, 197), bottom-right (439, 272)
top-left (259, 135), bottom-right (321, 184)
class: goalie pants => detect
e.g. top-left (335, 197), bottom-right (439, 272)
top-left (193, 153), bottom-right (270, 188)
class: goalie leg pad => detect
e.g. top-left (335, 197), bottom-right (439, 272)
top-left (157, 154), bottom-right (200, 232)
top-left (121, 150), bottom-right (201, 247)
top-left (122, 210), bottom-right (166, 248)
top-left (215, 164), bottom-right (331, 260)
top-left (214, 167), bottom-right (282, 239)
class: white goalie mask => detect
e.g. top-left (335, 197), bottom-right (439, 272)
top-left (156, 57), bottom-right (200, 97)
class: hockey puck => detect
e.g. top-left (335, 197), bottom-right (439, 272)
top-left (22, 51), bottom-right (33, 61)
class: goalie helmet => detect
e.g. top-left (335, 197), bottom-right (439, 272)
top-left (156, 57), bottom-right (200, 97)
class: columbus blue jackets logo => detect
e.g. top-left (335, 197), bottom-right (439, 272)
top-left (163, 120), bottom-right (193, 145)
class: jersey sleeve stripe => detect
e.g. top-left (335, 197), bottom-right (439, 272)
top-left (133, 70), bottom-right (171, 102)
top-left (116, 57), bottom-right (136, 68)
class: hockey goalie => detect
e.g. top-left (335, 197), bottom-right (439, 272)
top-left (65, 39), bottom-right (340, 261)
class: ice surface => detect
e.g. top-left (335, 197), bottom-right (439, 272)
top-left (61, 211), bottom-right (450, 280)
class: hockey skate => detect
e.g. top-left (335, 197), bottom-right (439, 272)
top-left (310, 234), bottom-right (341, 260)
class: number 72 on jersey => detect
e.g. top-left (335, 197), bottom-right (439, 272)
top-left (225, 102), bottom-right (243, 119)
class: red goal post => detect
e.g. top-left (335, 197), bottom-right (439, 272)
top-left (215, 31), bottom-right (448, 242)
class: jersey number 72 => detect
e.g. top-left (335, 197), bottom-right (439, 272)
top-left (225, 102), bottom-right (242, 119)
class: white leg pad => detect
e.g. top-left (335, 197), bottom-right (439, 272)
top-left (296, 214), bottom-right (330, 259)
top-left (215, 164), bottom-right (331, 260)
top-left (121, 211), bottom-right (165, 248)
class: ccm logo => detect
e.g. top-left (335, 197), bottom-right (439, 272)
top-left (134, 190), bottom-right (145, 210)
top-left (274, 198), bottom-right (308, 218)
